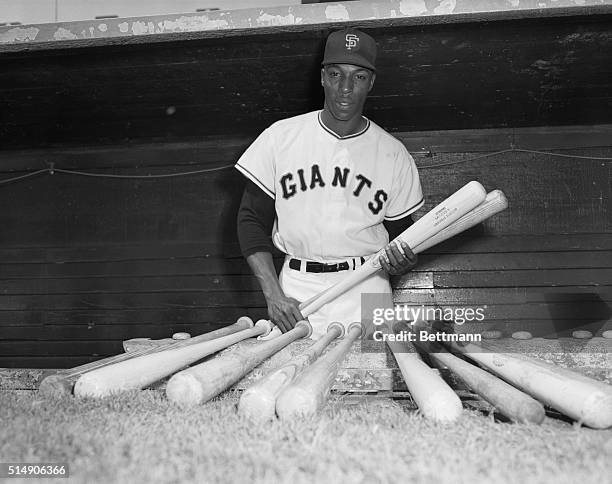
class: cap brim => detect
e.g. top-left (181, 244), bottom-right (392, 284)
top-left (322, 57), bottom-right (376, 72)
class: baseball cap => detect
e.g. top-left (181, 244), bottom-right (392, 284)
top-left (322, 28), bottom-right (377, 72)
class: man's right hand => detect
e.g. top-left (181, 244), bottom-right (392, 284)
top-left (266, 294), bottom-right (304, 333)
top-left (244, 251), bottom-right (305, 333)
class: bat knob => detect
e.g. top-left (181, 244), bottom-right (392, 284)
top-left (123, 337), bottom-right (151, 352)
top-left (172, 332), bottom-right (191, 340)
top-left (372, 251), bottom-right (384, 269)
top-left (255, 319), bottom-right (274, 337)
top-left (295, 320), bottom-right (313, 338)
top-left (327, 322), bottom-right (345, 338)
top-left (346, 322), bottom-right (363, 338)
top-left (237, 316), bottom-right (255, 328)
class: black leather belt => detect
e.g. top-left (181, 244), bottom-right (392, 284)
top-left (289, 257), bottom-right (365, 273)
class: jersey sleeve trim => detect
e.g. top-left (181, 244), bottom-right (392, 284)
top-left (384, 197), bottom-right (424, 221)
top-left (235, 163), bottom-right (275, 200)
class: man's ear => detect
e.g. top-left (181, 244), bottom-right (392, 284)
top-left (368, 72), bottom-right (376, 91)
top-left (320, 67), bottom-right (325, 86)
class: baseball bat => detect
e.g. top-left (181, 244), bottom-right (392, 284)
top-left (446, 340), bottom-right (612, 429)
top-left (74, 319), bottom-right (273, 398)
top-left (275, 322), bottom-right (362, 420)
top-left (166, 320), bottom-right (313, 406)
top-left (43, 335), bottom-right (179, 381)
top-left (413, 334), bottom-right (545, 424)
top-left (299, 181), bottom-right (487, 317)
top-left (39, 318), bottom-right (253, 397)
top-left (388, 340), bottom-right (463, 423)
top-left (412, 189), bottom-right (508, 253)
top-left (297, 189), bottom-right (508, 312)
top-left (238, 322), bottom-right (345, 421)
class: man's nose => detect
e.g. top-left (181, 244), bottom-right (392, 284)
top-left (340, 76), bottom-right (353, 93)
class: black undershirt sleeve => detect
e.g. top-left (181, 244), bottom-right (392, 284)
top-left (237, 180), bottom-right (276, 258)
top-left (383, 215), bottom-right (415, 242)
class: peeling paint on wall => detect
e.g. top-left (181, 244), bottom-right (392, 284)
top-left (158, 15), bottom-right (230, 33)
top-left (325, 4), bottom-right (350, 21)
top-left (256, 13), bottom-right (300, 26)
top-left (0, 27), bottom-right (39, 43)
top-left (53, 28), bottom-right (78, 41)
top-left (131, 21), bottom-right (149, 36)
top-left (399, 0), bottom-right (428, 16)
top-left (434, 0), bottom-right (458, 14)
top-left (1, 0), bottom-right (610, 47)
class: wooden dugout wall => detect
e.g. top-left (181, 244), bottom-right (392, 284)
top-left (0, 3), bottom-right (611, 367)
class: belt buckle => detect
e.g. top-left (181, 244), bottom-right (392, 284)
top-left (338, 262), bottom-right (349, 271)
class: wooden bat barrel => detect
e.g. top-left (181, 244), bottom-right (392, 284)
top-left (275, 322), bottom-right (362, 420)
top-left (166, 321), bottom-right (313, 406)
top-left (420, 343), bottom-right (545, 424)
top-left (388, 341), bottom-right (463, 423)
top-left (238, 322), bottom-right (345, 421)
top-left (37, 374), bottom-right (75, 398)
top-left (74, 319), bottom-right (270, 398)
top-left (447, 340), bottom-right (612, 429)
top-left (413, 190), bottom-right (508, 253)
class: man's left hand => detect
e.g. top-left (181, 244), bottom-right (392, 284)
top-left (379, 240), bottom-right (417, 276)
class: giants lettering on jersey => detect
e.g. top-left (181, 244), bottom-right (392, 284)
top-left (279, 164), bottom-right (388, 215)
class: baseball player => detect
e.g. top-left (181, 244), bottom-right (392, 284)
top-left (235, 28), bottom-right (424, 339)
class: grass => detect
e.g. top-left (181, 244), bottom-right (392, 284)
top-left (0, 390), bottom-right (610, 484)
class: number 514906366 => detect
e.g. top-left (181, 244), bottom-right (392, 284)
top-left (1, 463), bottom-right (69, 478)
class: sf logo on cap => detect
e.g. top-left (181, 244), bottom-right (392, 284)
top-left (345, 33), bottom-right (359, 50)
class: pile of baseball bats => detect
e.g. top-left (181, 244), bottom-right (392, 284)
top-left (36, 181), bottom-right (612, 429)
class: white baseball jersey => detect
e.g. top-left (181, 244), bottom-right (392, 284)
top-left (236, 110), bottom-right (423, 262)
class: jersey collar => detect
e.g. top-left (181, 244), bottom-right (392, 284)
top-left (318, 111), bottom-right (370, 140)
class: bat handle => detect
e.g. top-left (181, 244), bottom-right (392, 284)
top-left (326, 321), bottom-right (345, 339)
top-left (369, 251), bottom-right (383, 269)
top-left (255, 319), bottom-right (274, 337)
